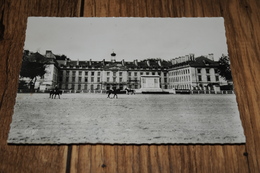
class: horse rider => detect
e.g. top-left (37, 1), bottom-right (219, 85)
top-left (54, 85), bottom-right (59, 92)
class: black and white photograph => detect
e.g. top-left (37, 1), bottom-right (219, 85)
top-left (8, 17), bottom-right (245, 144)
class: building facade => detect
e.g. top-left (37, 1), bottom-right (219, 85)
top-left (168, 54), bottom-right (228, 91)
top-left (23, 50), bottom-right (229, 92)
top-left (56, 52), bottom-right (170, 92)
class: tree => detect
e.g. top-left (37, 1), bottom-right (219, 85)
top-left (20, 52), bottom-right (48, 89)
top-left (217, 55), bottom-right (232, 81)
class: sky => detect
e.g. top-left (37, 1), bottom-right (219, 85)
top-left (24, 17), bottom-right (228, 61)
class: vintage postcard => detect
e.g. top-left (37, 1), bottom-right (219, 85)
top-left (8, 17), bottom-right (245, 144)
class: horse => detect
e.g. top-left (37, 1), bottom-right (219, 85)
top-left (49, 89), bottom-right (62, 99)
top-left (125, 88), bottom-right (135, 95)
top-left (107, 89), bottom-right (120, 99)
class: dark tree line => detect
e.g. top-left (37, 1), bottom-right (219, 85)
top-left (19, 51), bottom-right (48, 89)
top-left (217, 55), bottom-right (232, 81)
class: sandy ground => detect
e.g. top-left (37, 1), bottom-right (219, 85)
top-left (8, 93), bottom-right (245, 144)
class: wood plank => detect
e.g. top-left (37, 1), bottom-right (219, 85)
top-left (220, 0), bottom-right (260, 172)
top-left (0, 0), bottom-right (80, 173)
top-left (76, 0), bottom-right (259, 172)
top-left (1, 0), bottom-right (260, 172)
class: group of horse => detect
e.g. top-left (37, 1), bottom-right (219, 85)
top-left (49, 88), bottom-right (135, 99)
top-left (49, 89), bottom-right (62, 99)
top-left (107, 88), bottom-right (135, 99)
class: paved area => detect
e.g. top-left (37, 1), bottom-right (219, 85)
top-left (8, 93), bottom-right (245, 144)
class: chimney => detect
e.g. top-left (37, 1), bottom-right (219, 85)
top-left (158, 60), bottom-right (162, 67)
top-left (77, 59), bottom-right (79, 66)
top-left (45, 50), bottom-right (55, 59)
top-left (134, 59), bottom-right (138, 66)
top-left (102, 59), bottom-right (105, 66)
top-left (146, 60), bottom-right (150, 67)
top-left (89, 59), bottom-right (92, 66)
top-left (171, 58), bottom-right (176, 65)
top-left (64, 58), bottom-right (67, 66)
top-left (208, 53), bottom-right (214, 61)
top-left (189, 53), bottom-right (195, 61)
top-left (121, 59), bottom-right (125, 66)
top-left (185, 55), bottom-right (189, 62)
top-left (177, 57), bottom-right (181, 64)
top-left (181, 56), bottom-right (185, 63)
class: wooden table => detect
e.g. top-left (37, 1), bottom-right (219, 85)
top-left (0, 0), bottom-right (259, 172)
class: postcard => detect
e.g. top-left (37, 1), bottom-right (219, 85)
top-left (8, 17), bottom-right (245, 144)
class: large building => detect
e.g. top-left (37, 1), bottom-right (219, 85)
top-left (21, 50), bottom-right (230, 93)
top-left (56, 51), bottom-right (171, 92)
top-left (19, 50), bottom-right (60, 91)
top-left (168, 54), bottom-right (228, 91)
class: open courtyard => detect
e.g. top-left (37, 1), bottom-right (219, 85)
top-left (8, 93), bottom-right (245, 144)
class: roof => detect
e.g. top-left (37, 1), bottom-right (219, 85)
top-left (60, 59), bottom-right (172, 70)
top-left (170, 56), bottom-right (219, 69)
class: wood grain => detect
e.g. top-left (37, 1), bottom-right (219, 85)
top-left (0, 0), bottom-right (80, 173)
top-left (0, 0), bottom-right (260, 172)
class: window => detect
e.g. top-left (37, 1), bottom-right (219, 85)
top-left (119, 72), bottom-right (122, 76)
top-left (113, 72), bottom-right (116, 76)
top-left (85, 71), bottom-right (88, 76)
top-left (206, 69), bottom-right (210, 74)
top-left (214, 69), bottom-right (219, 74)
top-left (78, 85), bottom-right (81, 90)
top-left (107, 77), bottom-right (110, 82)
top-left (79, 71), bottom-right (82, 75)
top-left (91, 72), bottom-right (95, 76)
top-left (164, 72), bottom-right (167, 76)
top-left (72, 77), bottom-right (75, 82)
top-left (107, 72), bottom-right (110, 76)
top-left (140, 72), bottom-right (143, 75)
top-left (97, 77), bottom-right (100, 82)
top-left (91, 85), bottom-right (94, 90)
top-left (65, 84), bottom-right (68, 89)
top-left (66, 71), bottom-right (70, 75)
top-left (152, 72), bottom-right (155, 75)
top-left (146, 72), bottom-right (149, 75)
top-left (134, 72), bottom-right (137, 76)
top-left (216, 76), bottom-right (219, 81)
top-left (97, 85), bottom-right (100, 90)
top-left (113, 78), bottom-right (116, 82)
top-left (97, 72), bottom-right (100, 76)
top-left (91, 77), bottom-right (94, 82)
top-left (66, 77), bottom-right (69, 82)
top-left (85, 77), bottom-right (88, 82)
top-left (207, 76), bottom-right (211, 81)
top-left (79, 77), bottom-right (82, 83)
top-left (119, 78), bottom-right (122, 82)
top-left (197, 69), bottom-right (201, 73)
top-left (84, 84), bottom-right (88, 89)
top-left (198, 75), bottom-right (202, 81)
top-left (128, 72), bottom-right (131, 76)
top-left (72, 71), bottom-right (76, 76)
